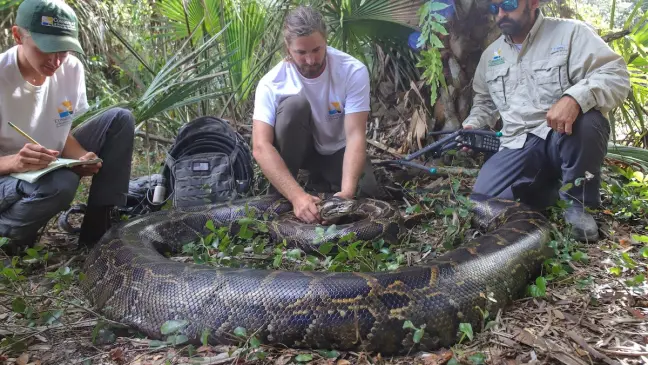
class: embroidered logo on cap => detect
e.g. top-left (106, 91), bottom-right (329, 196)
top-left (41, 15), bottom-right (75, 30)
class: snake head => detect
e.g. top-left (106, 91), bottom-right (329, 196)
top-left (318, 196), bottom-right (358, 221)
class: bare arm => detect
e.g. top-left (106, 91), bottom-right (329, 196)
top-left (61, 134), bottom-right (88, 159)
top-left (252, 120), bottom-right (304, 201)
top-left (338, 111), bottom-right (368, 198)
top-left (252, 120), bottom-right (321, 223)
top-left (0, 155), bottom-right (17, 175)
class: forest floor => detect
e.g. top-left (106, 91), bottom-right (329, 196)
top-left (0, 129), bottom-right (647, 365)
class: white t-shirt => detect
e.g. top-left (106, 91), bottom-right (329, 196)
top-left (252, 46), bottom-right (370, 155)
top-left (0, 45), bottom-right (89, 157)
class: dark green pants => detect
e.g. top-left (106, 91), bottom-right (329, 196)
top-left (271, 94), bottom-right (380, 198)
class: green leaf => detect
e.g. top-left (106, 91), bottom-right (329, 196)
top-left (622, 252), bottom-right (637, 268)
top-left (432, 12), bottom-right (447, 23)
top-left (459, 322), bottom-right (474, 341)
top-left (429, 33), bottom-right (444, 48)
top-left (609, 266), bottom-right (622, 276)
top-left (575, 177), bottom-right (584, 186)
top-left (167, 334), bottom-right (189, 346)
top-left (25, 248), bottom-right (39, 258)
top-left (287, 249), bottom-right (302, 260)
top-left (12, 297), bottom-right (26, 313)
top-left (430, 21), bottom-right (448, 36)
top-left (406, 204), bottom-right (422, 214)
top-left (529, 284), bottom-right (545, 297)
top-left (231, 245), bottom-right (244, 256)
top-left (484, 321), bottom-right (498, 331)
top-left (536, 276), bottom-right (547, 292)
top-left (403, 320), bottom-right (416, 330)
top-left (413, 328), bottom-right (424, 343)
top-left (428, 2), bottom-right (451, 11)
top-left (560, 183), bottom-right (573, 192)
top-left (633, 235), bottom-right (648, 243)
top-left (448, 358), bottom-right (460, 365)
top-left (250, 335), bottom-right (261, 348)
top-left (641, 247), bottom-right (648, 258)
top-left (572, 251), bottom-right (588, 262)
top-left (295, 354), bottom-right (313, 362)
top-left (238, 226), bottom-right (254, 240)
top-left (626, 274), bottom-right (646, 286)
top-left (319, 242), bottom-right (334, 255)
top-left (234, 326), bottom-right (247, 338)
top-left (161, 320), bottom-right (189, 335)
top-left (468, 353), bottom-right (487, 365)
top-left (206, 220), bottom-right (215, 232)
top-left (273, 253), bottom-right (282, 268)
top-left (42, 310), bottom-right (63, 325)
top-left (199, 330), bottom-right (210, 348)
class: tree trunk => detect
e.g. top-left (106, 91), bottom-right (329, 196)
top-left (435, 0), bottom-right (499, 132)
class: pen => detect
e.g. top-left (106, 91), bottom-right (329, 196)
top-left (7, 121), bottom-right (40, 145)
top-left (7, 121), bottom-right (58, 161)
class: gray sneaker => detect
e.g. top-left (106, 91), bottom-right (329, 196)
top-left (564, 205), bottom-right (599, 242)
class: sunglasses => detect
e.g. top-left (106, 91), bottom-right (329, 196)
top-left (489, 0), bottom-right (519, 15)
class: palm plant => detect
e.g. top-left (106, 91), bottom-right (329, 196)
top-left (606, 0), bottom-right (648, 147)
top-left (155, 0), bottom-right (293, 120)
top-left (73, 21), bottom-right (234, 136)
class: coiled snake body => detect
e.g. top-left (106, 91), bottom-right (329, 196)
top-left (81, 193), bottom-right (553, 354)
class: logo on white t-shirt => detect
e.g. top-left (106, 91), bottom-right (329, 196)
top-left (327, 101), bottom-right (344, 122)
top-left (328, 101), bottom-right (342, 115)
top-left (55, 100), bottom-right (74, 127)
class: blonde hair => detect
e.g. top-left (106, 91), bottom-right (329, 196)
top-left (283, 6), bottom-right (327, 45)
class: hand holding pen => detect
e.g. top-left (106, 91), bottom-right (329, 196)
top-left (6, 121), bottom-right (59, 173)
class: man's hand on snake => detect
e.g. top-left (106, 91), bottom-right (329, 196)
top-left (547, 95), bottom-right (581, 135)
top-left (292, 192), bottom-right (322, 224)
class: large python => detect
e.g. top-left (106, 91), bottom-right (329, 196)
top-left (80, 193), bottom-right (554, 355)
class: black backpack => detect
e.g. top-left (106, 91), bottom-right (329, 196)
top-left (58, 116), bottom-right (254, 233)
top-left (161, 116), bottom-right (254, 208)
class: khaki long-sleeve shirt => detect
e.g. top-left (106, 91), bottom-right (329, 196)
top-left (462, 11), bottom-right (631, 149)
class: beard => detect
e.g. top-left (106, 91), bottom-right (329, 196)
top-left (295, 50), bottom-right (327, 78)
top-left (497, 18), bottom-right (522, 35)
top-left (297, 63), bottom-right (324, 78)
top-left (497, 3), bottom-right (532, 37)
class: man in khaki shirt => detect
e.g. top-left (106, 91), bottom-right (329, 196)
top-left (463, 0), bottom-right (630, 242)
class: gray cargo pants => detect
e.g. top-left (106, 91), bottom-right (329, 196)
top-left (270, 94), bottom-right (380, 198)
top-left (472, 110), bottom-right (610, 209)
top-left (0, 108), bottom-right (135, 243)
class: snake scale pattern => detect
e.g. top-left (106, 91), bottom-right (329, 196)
top-left (81, 193), bottom-right (554, 354)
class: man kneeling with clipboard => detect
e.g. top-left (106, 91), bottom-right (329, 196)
top-left (0, 0), bottom-right (135, 255)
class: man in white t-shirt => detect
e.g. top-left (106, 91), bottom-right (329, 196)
top-left (0, 0), bottom-right (135, 256)
top-left (252, 6), bottom-right (380, 224)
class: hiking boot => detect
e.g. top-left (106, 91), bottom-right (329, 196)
top-left (78, 206), bottom-right (115, 248)
top-left (1, 235), bottom-right (37, 267)
top-left (564, 205), bottom-right (599, 242)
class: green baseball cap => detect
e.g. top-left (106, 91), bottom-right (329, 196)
top-left (15, 0), bottom-right (84, 55)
